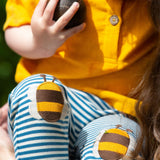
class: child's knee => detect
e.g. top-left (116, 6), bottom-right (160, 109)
top-left (33, 74), bottom-right (65, 122)
top-left (94, 128), bottom-right (131, 159)
top-left (75, 115), bottom-right (140, 160)
top-left (8, 73), bottom-right (70, 132)
top-left (15, 74), bottom-right (70, 122)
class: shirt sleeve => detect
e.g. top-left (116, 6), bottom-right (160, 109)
top-left (3, 0), bottom-right (38, 30)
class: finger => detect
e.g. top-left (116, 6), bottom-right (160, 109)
top-left (43, 0), bottom-right (59, 22)
top-left (1, 105), bottom-right (8, 120)
top-left (33, 0), bottom-right (49, 17)
top-left (0, 127), bottom-right (13, 151)
top-left (53, 2), bottom-right (80, 31)
top-left (2, 103), bottom-right (8, 111)
top-left (63, 23), bottom-right (86, 39)
top-left (2, 122), bottom-right (8, 133)
top-left (0, 103), bottom-right (8, 125)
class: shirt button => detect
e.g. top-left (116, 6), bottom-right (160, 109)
top-left (109, 15), bottom-right (119, 26)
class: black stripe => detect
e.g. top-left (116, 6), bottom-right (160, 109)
top-left (36, 90), bottom-right (64, 104)
top-left (100, 133), bottom-right (130, 147)
top-left (38, 111), bottom-right (61, 122)
top-left (99, 150), bottom-right (123, 159)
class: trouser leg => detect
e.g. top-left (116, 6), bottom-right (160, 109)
top-left (8, 74), bottom-right (70, 160)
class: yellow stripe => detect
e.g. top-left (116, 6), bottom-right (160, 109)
top-left (105, 129), bottom-right (129, 138)
top-left (38, 82), bottom-right (61, 91)
top-left (98, 142), bottom-right (127, 155)
top-left (37, 102), bottom-right (63, 112)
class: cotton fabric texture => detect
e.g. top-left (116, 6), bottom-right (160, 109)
top-left (8, 74), bottom-right (140, 160)
top-left (4, 0), bottom-right (158, 117)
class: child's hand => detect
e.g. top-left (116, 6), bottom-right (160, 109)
top-left (5, 0), bottom-right (86, 59)
top-left (31, 0), bottom-right (85, 58)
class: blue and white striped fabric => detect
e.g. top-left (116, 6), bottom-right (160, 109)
top-left (8, 74), bottom-right (124, 160)
top-left (75, 115), bottom-right (140, 160)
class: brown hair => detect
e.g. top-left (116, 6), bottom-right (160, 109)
top-left (131, 0), bottom-right (160, 159)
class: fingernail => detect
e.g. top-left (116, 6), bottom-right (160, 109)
top-left (73, 2), bottom-right (80, 8)
top-left (81, 23), bottom-right (86, 30)
top-left (83, 23), bottom-right (86, 29)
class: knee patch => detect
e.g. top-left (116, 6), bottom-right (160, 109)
top-left (75, 115), bottom-right (140, 160)
top-left (36, 81), bottom-right (64, 122)
top-left (96, 128), bottom-right (131, 159)
top-left (28, 74), bottom-right (68, 122)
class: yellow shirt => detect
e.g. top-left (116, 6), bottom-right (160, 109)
top-left (4, 0), bottom-right (158, 117)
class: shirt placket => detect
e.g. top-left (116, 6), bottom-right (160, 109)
top-left (103, 0), bottom-right (123, 61)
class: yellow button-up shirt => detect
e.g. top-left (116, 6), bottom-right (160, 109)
top-left (4, 0), bottom-right (158, 117)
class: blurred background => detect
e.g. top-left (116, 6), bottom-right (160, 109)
top-left (0, 0), bottom-right (20, 106)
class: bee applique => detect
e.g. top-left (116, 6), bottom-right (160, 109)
top-left (98, 128), bottom-right (130, 159)
top-left (93, 124), bottom-right (135, 160)
top-left (36, 74), bottom-right (64, 122)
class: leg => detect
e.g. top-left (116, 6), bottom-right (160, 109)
top-left (64, 87), bottom-right (123, 159)
top-left (8, 74), bottom-right (70, 160)
top-left (75, 115), bottom-right (140, 160)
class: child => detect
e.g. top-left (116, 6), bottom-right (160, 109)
top-left (3, 0), bottom-right (160, 159)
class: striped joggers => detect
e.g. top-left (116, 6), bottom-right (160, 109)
top-left (8, 74), bottom-right (140, 160)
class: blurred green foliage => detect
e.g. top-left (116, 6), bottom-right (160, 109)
top-left (0, 0), bottom-right (20, 106)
